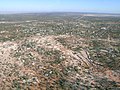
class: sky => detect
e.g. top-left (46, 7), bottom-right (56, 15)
top-left (0, 0), bottom-right (120, 14)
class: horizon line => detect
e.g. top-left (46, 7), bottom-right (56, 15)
top-left (0, 11), bottom-right (120, 15)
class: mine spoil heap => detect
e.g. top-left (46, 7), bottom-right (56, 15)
top-left (0, 35), bottom-right (120, 90)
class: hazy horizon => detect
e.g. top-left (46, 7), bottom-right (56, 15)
top-left (0, 0), bottom-right (120, 14)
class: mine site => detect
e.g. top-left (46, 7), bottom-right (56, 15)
top-left (0, 13), bottom-right (120, 89)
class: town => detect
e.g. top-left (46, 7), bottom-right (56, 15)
top-left (0, 13), bottom-right (120, 89)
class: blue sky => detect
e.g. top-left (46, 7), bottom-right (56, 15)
top-left (0, 0), bottom-right (120, 13)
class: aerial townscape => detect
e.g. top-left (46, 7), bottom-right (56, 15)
top-left (0, 0), bottom-right (120, 90)
top-left (0, 13), bottom-right (120, 90)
